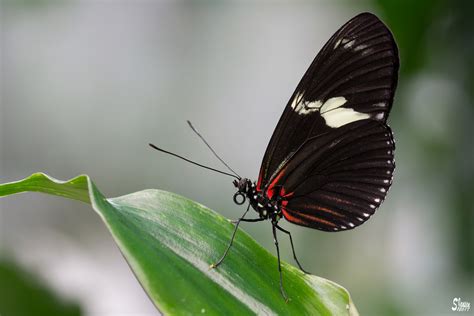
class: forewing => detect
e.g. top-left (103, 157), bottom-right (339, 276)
top-left (257, 12), bottom-right (399, 190)
top-left (268, 120), bottom-right (395, 231)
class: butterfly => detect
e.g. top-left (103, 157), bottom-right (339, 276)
top-left (150, 12), bottom-right (399, 300)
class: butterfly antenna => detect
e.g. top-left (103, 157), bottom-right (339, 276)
top-left (187, 120), bottom-right (241, 179)
top-left (149, 143), bottom-right (240, 179)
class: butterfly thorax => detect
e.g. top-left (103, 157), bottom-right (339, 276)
top-left (233, 178), bottom-right (282, 222)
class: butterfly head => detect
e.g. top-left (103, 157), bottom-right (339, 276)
top-left (233, 178), bottom-right (252, 205)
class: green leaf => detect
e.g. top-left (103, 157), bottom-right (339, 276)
top-left (0, 173), bottom-right (359, 315)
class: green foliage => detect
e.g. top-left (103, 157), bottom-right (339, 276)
top-left (0, 259), bottom-right (82, 316)
top-left (375, 0), bottom-right (444, 76)
top-left (0, 173), bottom-right (359, 315)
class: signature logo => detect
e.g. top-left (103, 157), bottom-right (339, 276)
top-left (452, 297), bottom-right (471, 312)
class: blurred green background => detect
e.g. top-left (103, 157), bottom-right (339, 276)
top-left (1, 1), bottom-right (473, 315)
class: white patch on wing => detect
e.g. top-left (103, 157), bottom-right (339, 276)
top-left (320, 96), bottom-right (347, 112)
top-left (374, 112), bottom-right (385, 120)
top-left (322, 106), bottom-right (371, 128)
top-left (291, 100), bottom-right (322, 115)
top-left (290, 92), bottom-right (303, 110)
top-left (361, 48), bottom-right (373, 56)
top-left (338, 37), bottom-right (371, 54)
top-left (354, 44), bottom-right (367, 51)
top-left (291, 93), bottom-right (371, 127)
top-left (291, 92), bottom-right (322, 115)
top-left (344, 39), bottom-right (355, 49)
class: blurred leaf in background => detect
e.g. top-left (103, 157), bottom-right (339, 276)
top-left (374, 0), bottom-right (444, 77)
top-left (376, 0), bottom-right (474, 278)
top-left (0, 258), bottom-right (82, 316)
top-left (359, 0), bottom-right (474, 314)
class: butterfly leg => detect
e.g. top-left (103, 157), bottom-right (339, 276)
top-left (275, 224), bottom-right (309, 274)
top-left (272, 223), bottom-right (289, 302)
top-left (230, 218), bottom-right (264, 224)
top-left (210, 203), bottom-right (251, 269)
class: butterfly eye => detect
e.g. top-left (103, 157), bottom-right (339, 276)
top-left (233, 192), bottom-right (246, 205)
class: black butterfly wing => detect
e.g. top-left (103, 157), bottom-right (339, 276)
top-left (271, 120), bottom-right (395, 231)
top-left (257, 12), bottom-right (399, 192)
